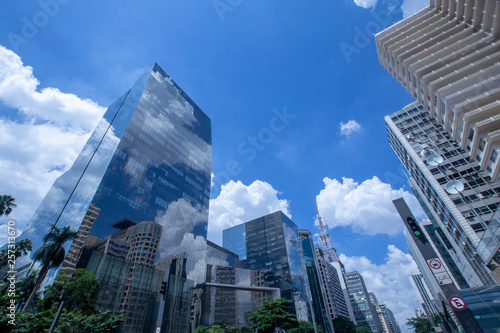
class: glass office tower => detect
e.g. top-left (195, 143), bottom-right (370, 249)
top-left (344, 271), bottom-right (383, 333)
top-left (299, 230), bottom-right (334, 333)
top-left (20, 63), bottom-right (212, 332)
top-left (222, 211), bottom-right (313, 322)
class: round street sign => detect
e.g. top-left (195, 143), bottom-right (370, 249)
top-left (156, 327), bottom-right (161, 333)
top-left (449, 296), bottom-right (466, 310)
top-left (429, 259), bottom-right (441, 270)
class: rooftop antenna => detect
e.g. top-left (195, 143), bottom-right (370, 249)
top-left (315, 203), bottom-right (340, 263)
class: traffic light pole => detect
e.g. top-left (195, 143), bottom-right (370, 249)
top-left (393, 198), bottom-right (484, 333)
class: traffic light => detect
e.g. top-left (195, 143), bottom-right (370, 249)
top-left (407, 217), bottom-right (422, 237)
top-left (160, 281), bottom-right (167, 295)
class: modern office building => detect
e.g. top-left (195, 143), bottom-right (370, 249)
top-left (299, 230), bottom-right (334, 333)
top-left (410, 274), bottom-right (439, 323)
top-left (376, 0), bottom-right (500, 183)
top-left (379, 304), bottom-right (401, 333)
top-left (19, 63), bottom-right (212, 332)
top-left (315, 247), bottom-right (353, 321)
top-left (377, 0), bottom-right (500, 286)
top-left (386, 103), bottom-right (500, 286)
top-left (344, 271), bottom-right (383, 333)
top-left (202, 240), bottom-right (283, 329)
top-left (460, 284), bottom-right (500, 332)
top-left (369, 293), bottom-right (390, 333)
top-left (222, 211), bottom-right (313, 322)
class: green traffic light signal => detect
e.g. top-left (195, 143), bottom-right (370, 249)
top-left (414, 230), bottom-right (421, 236)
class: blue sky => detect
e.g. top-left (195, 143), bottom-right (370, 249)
top-left (0, 0), bottom-right (429, 327)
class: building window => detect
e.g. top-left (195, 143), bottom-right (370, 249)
top-left (468, 128), bottom-right (474, 141)
top-left (478, 137), bottom-right (485, 152)
top-left (490, 149), bottom-right (498, 163)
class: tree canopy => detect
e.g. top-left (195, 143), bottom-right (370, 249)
top-left (332, 316), bottom-right (356, 333)
top-left (406, 314), bottom-right (432, 333)
top-left (23, 224), bottom-right (77, 310)
top-left (288, 320), bottom-right (322, 333)
top-left (247, 298), bottom-right (299, 333)
top-left (0, 268), bottom-right (121, 333)
top-left (0, 195), bottom-right (17, 216)
top-left (355, 326), bottom-right (371, 333)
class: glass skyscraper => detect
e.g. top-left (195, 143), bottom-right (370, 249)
top-left (299, 230), bottom-right (334, 333)
top-left (344, 271), bottom-right (383, 333)
top-left (19, 63), bottom-right (212, 332)
top-left (222, 211), bottom-right (313, 322)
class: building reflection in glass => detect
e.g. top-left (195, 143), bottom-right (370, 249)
top-left (19, 63), bottom-right (212, 332)
top-left (222, 211), bottom-right (312, 322)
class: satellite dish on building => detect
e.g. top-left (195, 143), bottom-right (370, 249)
top-left (427, 154), bottom-right (444, 166)
top-left (420, 148), bottom-right (436, 158)
top-left (445, 180), bottom-right (464, 194)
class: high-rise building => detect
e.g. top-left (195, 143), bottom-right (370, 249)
top-left (376, 0), bottom-right (500, 183)
top-left (222, 211), bottom-right (313, 322)
top-left (409, 274), bottom-right (439, 325)
top-left (368, 293), bottom-right (400, 333)
top-left (344, 271), bottom-right (383, 333)
top-left (299, 230), bottom-right (334, 333)
top-left (369, 293), bottom-right (390, 333)
top-left (315, 247), bottom-right (353, 321)
top-left (377, 0), bottom-right (500, 285)
top-left (385, 103), bottom-right (500, 286)
top-left (20, 63), bottom-right (212, 332)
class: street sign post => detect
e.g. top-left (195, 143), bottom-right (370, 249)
top-left (393, 198), bottom-right (484, 333)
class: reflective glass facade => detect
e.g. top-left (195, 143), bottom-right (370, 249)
top-left (299, 230), bottom-right (333, 333)
top-left (460, 284), bottom-right (500, 333)
top-left (344, 271), bottom-right (383, 333)
top-left (222, 211), bottom-right (312, 322)
top-left (20, 64), bottom-right (212, 333)
top-left (203, 265), bottom-right (279, 328)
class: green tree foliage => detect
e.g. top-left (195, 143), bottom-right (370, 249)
top-left (355, 326), bottom-right (371, 333)
top-left (332, 316), bottom-right (356, 333)
top-left (406, 314), bottom-right (432, 333)
top-left (37, 271), bottom-right (70, 311)
top-left (288, 321), bottom-right (322, 333)
top-left (193, 323), bottom-right (244, 333)
top-left (1, 268), bottom-right (120, 333)
top-left (0, 239), bottom-right (33, 269)
top-left (38, 269), bottom-right (100, 313)
top-left (248, 298), bottom-right (299, 333)
top-left (64, 269), bottom-right (100, 314)
top-left (431, 313), bottom-right (442, 326)
top-left (23, 224), bottom-right (77, 310)
top-left (53, 309), bottom-right (123, 333)
top-left (0, 195), bottom-right (17, 216)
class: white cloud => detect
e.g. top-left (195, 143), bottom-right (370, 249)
top-left (354, 0), bottom-right (379, 9)
top-left (208, 180), bottom-right (291, 245)
top-left (340, 245), bottom-right (420, 328)
top-left (316, 176), bottom-right (425, 235)
top-left (0, 45), bottom-right (105, 243)
top-left (401, 0), bottom-right (428, 17)
top-left (339, 120), bottom-right (362, 137)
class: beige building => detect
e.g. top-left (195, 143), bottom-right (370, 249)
top-left (376, 0), bottom-right (500, 181)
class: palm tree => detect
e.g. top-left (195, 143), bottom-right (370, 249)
top-left (0, 239), bottom-right (32, 274)
top-left (0, 195), bottom-right (17, 216)
top-left (22, 224), bottom-right (77, 311)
